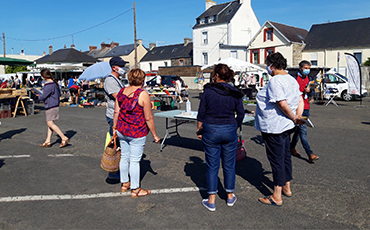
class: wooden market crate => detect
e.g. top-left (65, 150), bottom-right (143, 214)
top-left (12, 88), bottom-right (28, 96)
top-left (0, 88), bottom-right (13, 96)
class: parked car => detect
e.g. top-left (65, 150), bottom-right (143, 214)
top-left (324, 71), bottom-right (368, 101)
top-left (146, 75), bottom-right (185, 88)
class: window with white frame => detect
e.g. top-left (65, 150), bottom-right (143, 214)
top-left (202, 52), bottom-right (208, 65)
top-left (310, 53), bottom-right (318, 66)
top-left (354, 52), bottom-right (362, 64)
top-left (202, 31), bottom-right (208, 45)
top-left (230, 51), bottom-right (237, 59)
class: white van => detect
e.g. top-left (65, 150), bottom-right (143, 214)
top-left (324, 70), bottom-right (368, 101)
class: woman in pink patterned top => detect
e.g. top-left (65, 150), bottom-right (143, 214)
top-left (112, 68), bottom-right (160, 198)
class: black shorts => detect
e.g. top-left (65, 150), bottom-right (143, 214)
top-left (69, 88), bottom-right (78, 96)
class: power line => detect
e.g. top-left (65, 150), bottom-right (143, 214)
top-left (6, 8), bottom-right (133, 42)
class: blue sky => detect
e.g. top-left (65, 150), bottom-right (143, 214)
top-left (1, 0), bottom-right (369, 55)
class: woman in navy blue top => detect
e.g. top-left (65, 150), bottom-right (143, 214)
top-left (197, 64), bottom-right (244, 211)
top-left (38, 69), bottom-right (69, 148)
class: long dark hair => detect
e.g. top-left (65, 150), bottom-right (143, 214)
top-left (40, 69), bottom-right (60, 93)
top-left (40, 69), bottom-right (58, 85)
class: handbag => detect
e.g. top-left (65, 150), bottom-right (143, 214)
top-left (101, 133), bottom-right (121, 172)
top-left (236, 140), bottom-right (246, 161)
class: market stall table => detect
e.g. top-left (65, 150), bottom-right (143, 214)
top-left (0, 94), bottom-right (29, 118)
top-left (154, 110), bottom-right (254, 151)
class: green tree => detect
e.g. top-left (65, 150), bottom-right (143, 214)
top-left (364, 57), bottom-right (370, 66)
top-left (6, 65), bottom-right (29, 73)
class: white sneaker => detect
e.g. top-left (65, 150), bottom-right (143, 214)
top-left (179, 101), bottom-right (183, 103)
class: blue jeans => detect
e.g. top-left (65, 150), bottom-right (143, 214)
top-left (202, 123), bottom-right (238, 194)
top-left (117, 131), bottom-right (147, 190)
top-left (290, 110), bottom-right (313, 157)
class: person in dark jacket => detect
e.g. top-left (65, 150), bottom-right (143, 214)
top-left (197, 64), bottom-right (244, 211)
top-left (38, 69), bottom-right (69, 148)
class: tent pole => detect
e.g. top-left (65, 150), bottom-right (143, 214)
top-left (3, 33), bottom-right (6, 73)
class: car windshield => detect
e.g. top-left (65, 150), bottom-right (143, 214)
top-left (334, 73), bottom-right (348, 81)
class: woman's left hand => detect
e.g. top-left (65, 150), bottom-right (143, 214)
top-left (197, 134), bottom-right (202, 140)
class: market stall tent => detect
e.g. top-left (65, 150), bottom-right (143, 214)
top-left (0, 57), bottom-right (34, 66)
top-left (201, 57), bottom-right (264, 72)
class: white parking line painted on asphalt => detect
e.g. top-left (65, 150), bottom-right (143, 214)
top-left (0, 187), bottom-right (207, 203)
top-left (0, 155), bottom-right (31, 159)
top-left (47, 154), bottom-right (74, 157)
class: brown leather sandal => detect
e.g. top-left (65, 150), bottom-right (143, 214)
top-left (121, 182), bottom-right (130, 192)
top-left (59, 138), bottom-right (70, 148)
top-left (131, 188), bottom-right (151, 198)
top-left (40, 142), bottom-right (51, 148)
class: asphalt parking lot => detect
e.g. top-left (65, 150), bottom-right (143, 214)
top-left (0, 90), bottom-right (369, 229)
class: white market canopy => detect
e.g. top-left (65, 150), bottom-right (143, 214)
top-left (201, 57), bottom-right (264, 72)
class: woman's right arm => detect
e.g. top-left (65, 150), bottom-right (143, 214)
top-left (142, 91), bottom-right (160, 143)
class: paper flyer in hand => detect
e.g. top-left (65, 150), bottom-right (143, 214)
top-left (301, 116), bottom-right (314, 128)
top-left (32, 87), bottom-right (43, 95)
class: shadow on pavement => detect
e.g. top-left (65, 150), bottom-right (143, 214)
top-left (236, 156), bottom-right (273, 196)
top-left (184, 156), bottom-right (228, 200)
top-left (250, 135), bottom-right (264, 147)
top-left (361, 122), bottom-right (370, 125)
top-left (162, 136), bottom-right (203, 151)
top-left (50, 130), bottom-right (77, 147)
top-left (0, 160), bottom-right (4, 169)
top-left (0, 128), bottom-right (27, 142)
top-left (140, 154), bottom-right (158, 180)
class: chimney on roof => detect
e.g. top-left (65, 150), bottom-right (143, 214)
top-left (64, 44), bottom-right (67, 49)
top-left (110, 41), bottom-right (119, 48)
top-left (184, 38), bottom-right (192, 46)
top-left (20, 50), bottom-right (25, 55)
top-left (149, 43), bottom-right (156, 50)
top-left (206, 0), bottom-right (216, 10)
top-left (239, 0), bottom-right (250, 5)
top-left (101, 42), bottom-right (110, 50)
top-left (71, 44), bottom-right (75, 49)
top-left (49, 45), bottom-right (53, 54)
top-left (137, 39), bottom-right (143, 46)
top-left (89, 46), bottom-right (97, 52)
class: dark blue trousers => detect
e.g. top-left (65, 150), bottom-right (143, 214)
top-left (261, 129), bottom-right (293, 187)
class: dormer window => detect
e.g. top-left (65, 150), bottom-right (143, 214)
top-left (200, 18), bottom-right (205, 24)
top-left (209, 16), bottom-right (215, 23)
top-left (264, 28), bottom-right (273, 42)
top-left (172, 48), bottom-right (177, 53)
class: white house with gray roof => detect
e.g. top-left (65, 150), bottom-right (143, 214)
top-left (193, 0), bottom-right (260, 66)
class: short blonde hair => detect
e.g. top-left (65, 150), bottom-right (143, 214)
top-left (128, 68), bottom-right (145, 86)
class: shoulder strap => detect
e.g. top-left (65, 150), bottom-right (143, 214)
top-left (104, 75), bottom-right (123, 100)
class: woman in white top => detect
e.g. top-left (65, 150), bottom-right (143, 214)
top-left (175, 76), bottom-right (183, 103)
top-left (254, 52), bottom-right (304, 206)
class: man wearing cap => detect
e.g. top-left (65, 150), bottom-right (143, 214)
top-left (104, 56), bottom-right (127, 180)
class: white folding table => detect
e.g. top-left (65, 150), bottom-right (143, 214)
top-left (154, 110), bottom-right (255, 151)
